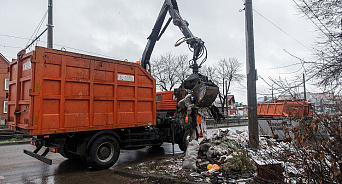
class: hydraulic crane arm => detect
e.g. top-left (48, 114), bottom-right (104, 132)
top-left (141, 0), bottom-right (205, 74)
top-left (141, 0), bottom-right (221, 141)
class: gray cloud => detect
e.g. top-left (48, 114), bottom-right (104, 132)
top-left (0, 0), bottom-right (317, 103)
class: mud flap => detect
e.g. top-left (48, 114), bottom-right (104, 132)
top-left (24, 146), bottom-right (52, 165)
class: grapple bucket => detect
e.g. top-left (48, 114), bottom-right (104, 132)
top-left (178, 73), bottom-right (219, 107)
top-left (192, 81), bottom-right (219, 107)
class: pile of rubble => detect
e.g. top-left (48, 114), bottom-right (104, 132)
top-left (126, 128), bottom-right (257, 183)
top-left (252, 137), bottom-right (304, 183)
top-left (126, 126), bottom-right (339, 183)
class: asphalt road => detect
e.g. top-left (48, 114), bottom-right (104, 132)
top-left (0, 143), bottom-right (183, 184)
top-left (0, 126), bottom-right (248, 184)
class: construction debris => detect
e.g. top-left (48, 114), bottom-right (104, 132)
top-left (126, 128), bottom-right (257, 183)
top-left (126, 121), bottom-right (341, 183)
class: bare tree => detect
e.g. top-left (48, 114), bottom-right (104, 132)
top-left (151, 53), bottom-right (190, 91)
top-left (268, 76), bottom-right (302, 100)
top-left (216, 58), bottom-right (244, 115)
top-left (294, 0), bottom-right (342, 90)
top-left (175, 54), bottom-right (191, 83)
top-left (201, 64), bottom-right (219, 85)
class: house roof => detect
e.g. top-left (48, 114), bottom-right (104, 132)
top-left (0, 53), bottom-right (10, 63)
top-left (227, 95), bottom-right (235, 102)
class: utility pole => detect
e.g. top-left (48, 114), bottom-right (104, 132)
top-left (271, 85), bottom-right (274, 102)
top-left (303, 73), bottom-right (306, 100)
top-left (245, 0), bottom-right (259, 148)
top-left (222, 78), bottom-right (225, 114)
top-left (47, 0), bottom-right (53, 48)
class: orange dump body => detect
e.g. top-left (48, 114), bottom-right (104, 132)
top-left (7, 47), bottom-right (156, 136)
top-left (257, 100), bottom-right (313, 118)
top-left (156, 91), bottom-right (177, 112)
top-left (156, 91), bottom-right (202, 137)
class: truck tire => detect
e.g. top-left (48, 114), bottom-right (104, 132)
top-left (87, 135), bottom-right (120, 170)
top-left (178, 131), bottom-right (190, 152)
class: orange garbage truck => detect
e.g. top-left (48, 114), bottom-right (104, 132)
top-left (8, 47), bottom-right (190, 169)
top-left (257, 100), bottom-right (313, 140)
top-left (8, 0), bottom-right (219, 169)
top-left (156, 90), bottom-right (204, 138)
top-left (257, 100), bottom-right (313, 118)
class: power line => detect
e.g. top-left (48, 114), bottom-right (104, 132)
top-left (300, 0), bottom-right (342, 46)
top-left (0, 33), bottom-right (125, 61)
top-left (252, 8), bottom-right (314, 51)
top-left (269, 62), bottom-right (303, 70)
top-left (0, 33), bottom-right (29, 40)
top-left (235, 82), bottom-right (271, 96)
top-left (251, 5), bottom-right (319, 73)
top-left (249, 0), bottom-right (335, 74)
top-left (279, 65), bottom-right (304, 75)
top-left (26, 10), bottom-right (48, 47)
top-left (293, 0), bottom-right (341, 54)
top-left (258, 75), bottom-right (273, 88)
top-left (283, 49), bottom-right (310, 74)
top-left (0, 44), bottom-right (22, 49)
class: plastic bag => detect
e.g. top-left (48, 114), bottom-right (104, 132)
top-left (182, 140), bottom-right (200, 170)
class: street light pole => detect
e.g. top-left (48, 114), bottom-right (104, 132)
top-left (245, 0), bottom-right (259, 148)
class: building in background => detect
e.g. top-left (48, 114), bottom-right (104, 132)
top-left (213, 95), bottom-right (238, 116)
top-left (301, 92), bottom-right (340, 115)
top-left (0, 53), bottom-right (9, 125)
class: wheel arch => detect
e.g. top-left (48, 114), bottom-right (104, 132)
top-left (86, 130), bottom-right (121, 154)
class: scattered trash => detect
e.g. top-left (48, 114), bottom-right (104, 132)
top-left (207, 168), bottom-right (216, 174)
top-left (212, 164), bottom-right (220, 171)
top-left (189, 172), bottom-right (200, 177)
top-left (182, 140), bottom-right (199, 170)
top-left (125, 166), bottom-right (133, 170)
top-left (256, 162), bottom-right (284, 182)
top-left (126, 127), bottom-right (319, 183)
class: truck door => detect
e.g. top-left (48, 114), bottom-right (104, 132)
top-left (8, 51), bottom-right (34, 131)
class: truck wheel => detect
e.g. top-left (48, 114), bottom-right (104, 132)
top-left (178, 131), bottom-right (190, 152)
top-left (88, 135), bottom-right (120, 170)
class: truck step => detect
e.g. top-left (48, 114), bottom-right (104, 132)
top-left (24, 147), bottom-right (52, 165)
top-left (123, 143), bottom-right (162, 149)
top-left (125, 132), bottom-right (159, 136)
top-left (0, 133), bottom-right (31, 140)
top-left (121, 138), bottom-right (159, 143)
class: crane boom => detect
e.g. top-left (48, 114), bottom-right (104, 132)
top-left (141, 0), bottom-right (205, 74)
top-left (141, 0), bottom-right (223, 142)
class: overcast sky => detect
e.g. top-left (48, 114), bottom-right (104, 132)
top-left (0, 0), bottom-right (318, 104)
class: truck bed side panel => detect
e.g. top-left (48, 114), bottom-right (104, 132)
top-left (8, 47), bottom-right (156, 135)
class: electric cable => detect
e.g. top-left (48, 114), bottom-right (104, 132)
top-left (0, 32), bottom-right (124, 61)
top-left (252, 8), bottom-right (314, 51)
top-left (0, 33), bottom-right (29, 40)
top-left (293, 0), bottom-right (341, 54)
top-left (0, 44), bottom-right (22, 49)
top-left (300, 0), bottom-right (342, 46)
top-left (26, 10), bottom-right (48, 47)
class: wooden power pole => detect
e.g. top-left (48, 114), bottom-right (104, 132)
top-left (245, 0), bottom-right (259, 148)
